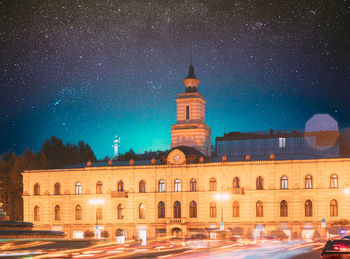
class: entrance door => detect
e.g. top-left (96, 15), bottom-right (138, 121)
top-left (139, 230), bottom-right (147, 245)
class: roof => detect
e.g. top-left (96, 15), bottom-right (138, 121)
top-left (59, 160), bottom-right (161, 169)
top-left (186, 65), bottom-right (196, 79)
top-left (0, 221), bottom-right (33, 227)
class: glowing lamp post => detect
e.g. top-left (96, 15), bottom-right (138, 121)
top-left (89, 199), bottom-right (105, 238)
top-left (214, 193), bottom-right (230, 231)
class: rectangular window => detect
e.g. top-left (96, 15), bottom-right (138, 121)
top-left (279, 137), bottom-right (286, 148)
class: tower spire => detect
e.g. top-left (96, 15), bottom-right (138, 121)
top-left (190, 43), bottom-right (193, 65)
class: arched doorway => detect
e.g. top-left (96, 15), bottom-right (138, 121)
top-left (172, 227), bottom-right (182, 239)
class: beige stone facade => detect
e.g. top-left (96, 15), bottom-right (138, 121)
top-left (22, 157), bottom-right (350, 240)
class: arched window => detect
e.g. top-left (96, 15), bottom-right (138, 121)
top-left (75, 205), bottom-right (82, 220)
top-left (305, 200), bottom-right (312, 217)
top-left (280, 200), bottom-right (288, 217)
top-left (256, 201), bottom-right (263, 217)
top-left (280, 176), bottom-right (288, 190)
top-left (96, 208), bottom-right (102, 220)
top-left (34, 206), bottom-right (40, 221)
top-left (54, 182), bottom-right (60, 195)
top-left (209, 178), bottom-right (217, 191)
top-left (190, 178), bottom-right (197, 192)
top-left (158, 201), bottom-right (165, 218)
top-left (330, 174), bottom-right (338, 189)
top-left (174, 201), bottom-right (181, 218)
top-left (233, 201), bottom-right (240, 217)
top-left (96, 181), bottom-right (103, 194)
top-left (186, 105), bottom-right (190, 120)
top-left (54, 205), bottom-right (60, 221)
top-left (174, 179), bottom-right (181, 192)
top-left (139, 180), bottom-right (145, 193)
top-left (209, 202), bottom-right (217, 218)
top-left (233, 177), bottom-right (240, 188)
top-left (75, 182), bottom-right (82, 194)
top-left (189, 201), bottom-right (197, 218)
top-left (330, 199), bottom-right (338, 217)
top-left (117, 204), bottom-right (123, 219)
top-left (256, 176), bottom-right (264, 190)
top-left (305, 175), bottom-right (312, 189)
top-left (34, 183), bottom-right (40, 195)
top-left (139, 203), bottom-right (145, 219)
top-left (117, 180), bottom-right (124, 192)
top-left (158, 180), bottom-right (165, 192)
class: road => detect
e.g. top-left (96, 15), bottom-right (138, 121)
top-left (0, 240), bottom-right (324, 258)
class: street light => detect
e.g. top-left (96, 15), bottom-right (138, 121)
top-left (214, 193), bottom-right (230, 231)
top-left (89, 199), bottom-right (105, 238)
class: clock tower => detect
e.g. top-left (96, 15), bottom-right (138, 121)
top-left (170, 64), bottom-right (211, 157)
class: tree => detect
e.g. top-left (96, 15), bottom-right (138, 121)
top-left (116, 149), bottom-right (139, 161)
top-left (84, 230), bottom-right (95, 238)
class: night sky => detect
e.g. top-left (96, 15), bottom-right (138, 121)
top-left (1, 1), bottom-right (349, 159)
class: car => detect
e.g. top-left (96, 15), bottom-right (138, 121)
top-left (321, 239), bottom-right (350, 258)
top-left (342, 236), bottom-right (350, 240)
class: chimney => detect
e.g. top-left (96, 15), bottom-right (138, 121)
top-left (129, 159), bottom-right (134, 166)
top-left (108, 160), bottom-right (113, 166)
top-left (87, 161), bottom-right (92, 167)
top-left (222, 155), bottom-right (227, 162)
top-left (270, 153), bottom-right (275, 160)
top-left (245, 154), bottom-right (251, 161)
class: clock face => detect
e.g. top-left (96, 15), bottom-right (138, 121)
top-left (167, 149), bottom-right (186, 165)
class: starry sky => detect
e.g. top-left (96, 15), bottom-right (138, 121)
top-left (1, 0), bottom-right (349, 159)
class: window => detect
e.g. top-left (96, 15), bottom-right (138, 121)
top-left (96, 181), bottom-right (103, 194)
top-left (189, 201), bottom-right (197, 218)
top-left (280, 176), bottom-right (288, 189)
top-left (75, 182), bottom-right (82, 194)
top-left (233, 201), bottom-right (240, 217)
top-left (54, 205), bottom-right (61, 221)
top-left (256, 201), bottom-right (263, 217)
top-left (279, 137), bottom-right (286, 148)
top-left (34, 206), bottom-right (40, 221)
top-left (34, 183), bottom-right (40, 195)
top-left (280, 200), bottom-right (288, 217)
top-left (330, 199), bottom-right (338, 217)
top-left (209, 202), bottom-right (217, 218)
top-left (96, 208), bottom-right (102, 220)
top-left (190, 178), bottom-right (197, 192)
top-left (305, 175), bottom-right (312, 189)
top-left (186, 105), bottom-right (190, 120)
top-left (256, 176), bottom-right (264, 190)
top-left (139, 180), bottom-right (145, 193)
top-left (209, 178), bottom-right (217, 191)
top-left (158, 201), bottom-right (165, 218)
top-left (158, 180), bottom-right (165, 192)
top-left (174, 179), bottom-right (181, 192)
top-left (75, 205), bottom-right (82, 220)
top-left (117, 204), bottom-right (123, 219)
top-left (174, 201), bottom-right (181, 218)
top-left (54, 183), bottom-right (60, 195)
top-left (305, 200), bottom-right (312, 217)
top-left (117, 180), bottom-right (124, 192)
top-left (233, 177), bottom-right (240, 188)
top-left (139, 203), bottom-right (145, 219)
top-left (330, 174), bottom-right (338, 188)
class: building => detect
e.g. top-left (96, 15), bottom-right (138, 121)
top-left (22, 63), bottom-right (350, 241)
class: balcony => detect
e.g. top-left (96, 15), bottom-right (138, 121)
top-left (111, 191), bottom-right (128, 198)
top-left (170, 219), bottom-right (182, 223)
top-left (228, 187), bottom-right (245, 195)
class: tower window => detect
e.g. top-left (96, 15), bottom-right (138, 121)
top-left (186, 106), bottom-right (190, 120)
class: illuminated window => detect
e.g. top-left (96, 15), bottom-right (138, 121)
top-left (280, 176), bottom-right (288, 189)
top-left (209, 202), bottom-right (217, 218)
top-left (117, 204), bottom-right (123, 219)
top-left (190, 178), bottom-right (197, 192)
top-left (54, 205), bottom-right (61, 221)
top-left (209, 178), bottom-right (217, 191)
top-left (173, 201), bottom-right (181, 218)
top-left (330, 199), bottom-right (338, 217)
top-left (139, 203), bottom-right (145, 219)
top-left (96, 181), bottom-right (103, 194)
top-left (54, 183), bottom-right (60, 195)
top-left (158, 201), bottom-right (165, 218)
top-left (233, 177), bottom-right (240, 188)
top-left (305, 200), bottom-right (312, 217)
top-left (233, 201), bottom-right (240, 217)
top-left (256, 201), bottom-right (263, 217)
top-left (280, 200), bottom-right (288, 217)
top-left (75, 205), bottom-right (82, 220)
top-left (34, 183), bottom-right (40, 195)
top-left (256, 176), bottom-right (264, 190)
top-left (139, 180), bottom-right (146, 193)
top-left (186, 105), bottom-right (190, 120)
top-left (158, 179), bottom-right (165, 192)
top-left (117, 180), bottom-right (124, 192)
top-left (305, 175), bottom-right (312, 189)
top-left (330, 174), bottom-right (338, 188)
top-left (75, 182), bottom-right (82, 194)
top-left (174, 179), bottom-right (181, 192)
top-left (189, 201), bottom-right (197, 218)
top-left (96, 208), bottom-right (102, 220)
top-left (34, 206), bottom-right (40, 221)
top-left (279, 137), bottom-right (286, 148)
